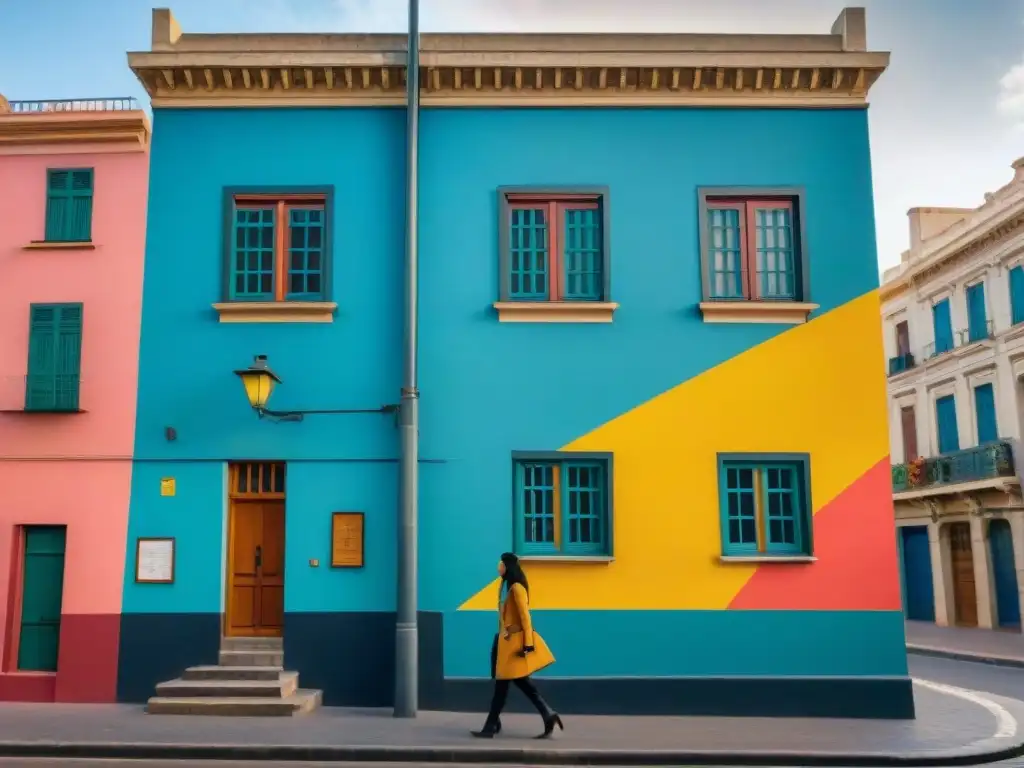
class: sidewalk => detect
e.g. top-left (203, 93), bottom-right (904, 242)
top-left (906, 620), bottom-right (1024, 667)
top-left (0, 679), bottom-right (1022, 765)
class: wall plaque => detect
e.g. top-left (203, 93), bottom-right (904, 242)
top-left (331, 512), bottom-right (364, 568)
top-left (160, 477), bottom-right (176, 496)
top-left (136, 537), bottom-right (175, 583)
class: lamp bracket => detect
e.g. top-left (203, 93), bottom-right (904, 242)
top-left (255, 404), bottom-right (400, 424)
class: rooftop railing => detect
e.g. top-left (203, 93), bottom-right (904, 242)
top-left (892, 441), bottom-right (1015, 493)
top-left (7, 98), bottom-right (140, 114)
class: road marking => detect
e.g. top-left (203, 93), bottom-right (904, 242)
top-left (913, 677), bottom-right (1019, 739)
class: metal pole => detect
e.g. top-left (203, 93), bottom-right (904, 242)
top-left (394, 0), bottom-right (420, 719)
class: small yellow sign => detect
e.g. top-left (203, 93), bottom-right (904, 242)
top-left (160, 477), bottom-right (176, 497)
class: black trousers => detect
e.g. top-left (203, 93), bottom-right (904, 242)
top-left (486, 634), bottom-right (550, 721)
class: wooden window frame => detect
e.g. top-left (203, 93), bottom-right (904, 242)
top-left (511, 450), bottom-right (614, 561)
top-left (495, 187), bottom-right (616, 323)
top-left (716, 452), bottom-right (813, 561)
top-left (697, 187), bottom-right (815, 324)
top-left (43, 167), bottom-right (94, 244)
top-left (24, 302), bottom-right (84, 414)
top-left (216, 187), bottom-right (336, 324)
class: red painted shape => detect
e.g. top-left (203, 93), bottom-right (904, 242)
top-left (0, 672), bottom-right (56, 702)
top-left (729, 459), bottom-right (902, 611)
top-left (53, 613), bottom-right (120, 703)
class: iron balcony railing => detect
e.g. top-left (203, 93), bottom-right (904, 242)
top-left (923, 320), bottom-right (995, 361)
top-left (892, 441), bottom-right (1015, 493)
top-left (8, 98), bottom-right (139, 114)
top-left (888, 352), bottom-right (915, 375)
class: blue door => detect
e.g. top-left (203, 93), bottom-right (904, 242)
top-left (974, 383), bottom-right (998, 444)
top-left (966, 282), bottom-right (988, 342)
top-left (990, 519), bottom-right (1021, 628)
top-left (901, 526), bottom-right (935, 622)
top-left (936, 395), bottom-right (960, 454)
top-left (932, 299), bottom-right (954, 354)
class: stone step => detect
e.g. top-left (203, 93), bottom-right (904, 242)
top-left (183, 665), bottom-right (283, 682)
top-left (155, 671), bottom-right (298, 699)
top-left (220, 636), bottom-right (283, 651)
top-left (146, 689), bottom-right (322, 717)
top-left (219, 649), bottom-right (283, 667)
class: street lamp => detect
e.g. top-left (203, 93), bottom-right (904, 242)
top-left (233, 355), bottom-right (281, 416)
top-left (233, 355), bottom-right (399, 423)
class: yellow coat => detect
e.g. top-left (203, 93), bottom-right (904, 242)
top-left (494, 582), bottom-right (555, 680)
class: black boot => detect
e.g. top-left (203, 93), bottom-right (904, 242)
top-left (470, 716), bottom-right (501, 738)
top-left (538, 710), bottom-right (564, 739)
top-left (514, 678), bottom-right (563, 739)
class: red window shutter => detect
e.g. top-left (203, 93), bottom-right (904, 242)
top-left (901, 406), bottom-right (918, 461)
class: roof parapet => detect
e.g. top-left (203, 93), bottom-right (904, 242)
top-left (130, 7), bottom-right (890, 109)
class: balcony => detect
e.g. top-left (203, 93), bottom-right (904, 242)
top-left (888, 353), bottom-right (915, 375)
top-left (923, 321), bottom-right (995, 361)
top-left (6, 97), bottom-right (140, 113)
top-left (892, 442), bottom-right (1016, 494)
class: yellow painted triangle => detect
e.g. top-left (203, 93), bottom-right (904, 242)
top-left (459, 291), bottom-right (889, 611)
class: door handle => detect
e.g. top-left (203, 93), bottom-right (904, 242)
top-left (255, 545), bottom-right (262, 570)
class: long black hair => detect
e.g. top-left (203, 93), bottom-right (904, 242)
top-left (500, 552), bottom-right (529, 596)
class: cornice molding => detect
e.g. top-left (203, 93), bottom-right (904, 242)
top-left (0, 111), bottom-right (150, 151)
top-left (880, 197), bottom-right (1024, 304)
top-left (129, 8), bottom-right (888, 109)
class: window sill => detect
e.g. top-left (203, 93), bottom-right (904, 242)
top-left (0, 408), bottom-right (87, 414)
top-left (699, 301), bottom-right (818, 324)
top-left (719, 555), bottom-right (817, 563)
top-left (213, 301), bottom-right (337, 324)
top-left (493, 301), bottom-right (618, 324)
top-left (518, 555), bottom-right (614, 564)
top-left (23, 241), bottom-right (95, 251)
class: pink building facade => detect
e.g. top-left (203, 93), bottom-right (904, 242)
top-left (0, 97), bottom-right (149, 702)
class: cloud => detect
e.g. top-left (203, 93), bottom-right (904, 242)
top-left (998, 56), bottom-right (1024, 125)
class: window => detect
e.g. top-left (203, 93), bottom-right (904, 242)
top-left (717, 454), bottom-right (811, 558)
top-left (932, 298), bottom-right (954, 355)
top-left (1010, 266), bottom-right (1024, 326)
top-left (974, 383), bottom-right (998, 444)
top-left (935, 394), bottom-right (960, 454)
top-left (25, 303), bottom-right (83, 412)
top-left (699, 190), bottom-right (808, 305)
top-left (224, 190), bottom-right (331, 303)
top-left (45, 169), bottom-right (93, 242)
top-left (498, 189), bottom-right (610, 304)
top-left (889, 320), bottom-right (914, 375)
top-left (512, 452), bottom-right (612, 557)
top-left (965, 282), bottom-right (989, 343)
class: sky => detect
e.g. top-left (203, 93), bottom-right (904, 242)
top-left (1, 0), bottom-right (1022, 272)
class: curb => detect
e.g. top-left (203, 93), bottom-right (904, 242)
top-left (907, 644), bottom-right (1024, 669)
top-left (0, 741), bottom-right (1022, 766)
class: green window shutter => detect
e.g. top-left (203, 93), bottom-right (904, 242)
top-left (44, 169), bottom-right (93, 242)
top-left (25, 303), bottom-right (83, 412)
top-left (18, 526), bottom-right (67, 672)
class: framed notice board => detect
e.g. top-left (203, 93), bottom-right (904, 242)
top-left (331, 512), bottom-right (364, 568)
top-left (135, 537), bottom-right (175, 584)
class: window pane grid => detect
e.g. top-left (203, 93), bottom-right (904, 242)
top-left (231, 207), bottom-right (276, 300)
top-left (722, 460), bottom-right (805, 556)
top-left (519, 463), bottom-right (557, 553)
top-left (562, 208), bottom-right (602, 301)
top-left (563, 462), bottom-right (605, 554)
top-left (708, 208), bottom-right (744, 299)
top-left (286, 208), bottom-right (325, 299)
top-left (509, 208), bottom-right (549, 300)
top-left (754, 207), bottom-right (796, 300)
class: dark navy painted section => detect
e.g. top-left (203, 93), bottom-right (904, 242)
top-left (901, 526), bottom-right (935, 623)
top-left (990, 519), bottom-right (1021, 628)
top-left (116, 612), bottom-right (220, 703)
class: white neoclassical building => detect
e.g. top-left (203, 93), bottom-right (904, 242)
top-left (881, 156), bottom-right (1024, 632)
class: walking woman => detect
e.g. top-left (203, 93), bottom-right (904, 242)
top-left (471, 552), bottom-right (563, 739)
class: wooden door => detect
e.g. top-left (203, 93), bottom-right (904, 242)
top-left (901, 406), bottom-right (918, 461)
top-left (18, 526), bottom-right (66, 671)
top-left (949, 522), bottom-right (978, 627)
top-left (227, 501), bottom-right (285, 636)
